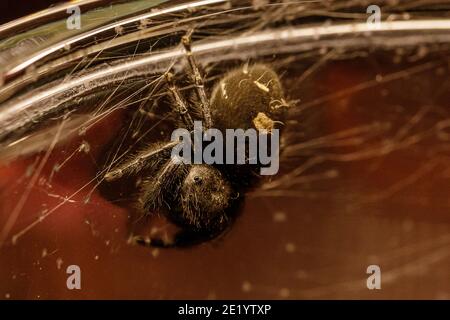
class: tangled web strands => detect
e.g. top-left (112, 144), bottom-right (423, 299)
top-left (1, 0), bottom-right (450, 299)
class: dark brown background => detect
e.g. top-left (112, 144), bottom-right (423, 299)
top-left (0, 1), bottom-right (60, 25)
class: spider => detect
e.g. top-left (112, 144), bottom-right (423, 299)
top-left (103, 31), bottom-right (290, 247)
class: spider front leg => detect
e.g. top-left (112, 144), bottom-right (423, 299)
top-left (164, 72), bottom-right (195, 131)
top-left (131, 157), bottom-right (189, 247)
top-left (181, 30), bottom-right (212, 129)
top-left (103, 140), bottom-right (179, 182)
top-left (138, 156), bottom-right (188, 212)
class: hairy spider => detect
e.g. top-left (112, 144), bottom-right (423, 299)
top-left (103, 31), bottom-right (290, 247)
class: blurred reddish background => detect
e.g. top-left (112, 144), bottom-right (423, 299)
top-left (0, 1), bottom-right (449, 300)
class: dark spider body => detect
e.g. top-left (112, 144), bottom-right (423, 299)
top-left (104, 34), bottom-right (289, 247)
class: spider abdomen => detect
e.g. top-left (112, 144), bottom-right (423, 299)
top-left (210, 64), bottom-right (288, 131)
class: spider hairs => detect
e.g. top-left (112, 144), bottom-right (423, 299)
top-left (102, 34), bottom-right (291, 247)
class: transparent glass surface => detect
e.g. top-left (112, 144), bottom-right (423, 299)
top-left (0, 0), bottom-right (450, 299)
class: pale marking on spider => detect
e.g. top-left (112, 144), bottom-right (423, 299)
top-left (220, 82), bottom-right (228, 99)
top-left (254, 80), bottom-right (270, 92)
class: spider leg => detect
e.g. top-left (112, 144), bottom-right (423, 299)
top-left (104, 140), bottom-right (179, 182)
top-left (165, 72), bottom-right (194, 130)
top-left (138, 156), bottom-right (188, 212)
top-left (181, 30), bottom-right (213, 129)
top-left (131, 228), bottom-right (218, 248)
top-left (135, 158), bottom-right (219, 248)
